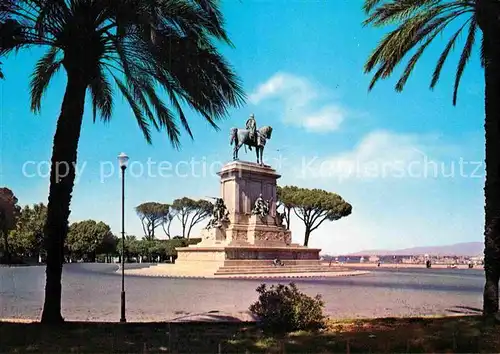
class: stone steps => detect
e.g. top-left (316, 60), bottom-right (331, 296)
top-left (223, 259), bottom-right (321, 267)
top-left (214, 265), bottom-right (344, 275)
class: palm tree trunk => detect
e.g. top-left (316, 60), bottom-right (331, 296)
top-left (482, 28), bottom-right (500, 317)
top-left (40, 68), bottom-right (87, 324)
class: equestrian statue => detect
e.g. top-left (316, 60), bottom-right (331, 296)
top-left (230, 113), bottom-right (273, 165)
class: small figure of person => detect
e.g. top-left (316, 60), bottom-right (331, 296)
top-left (273, 258), bottom-right (284, 267)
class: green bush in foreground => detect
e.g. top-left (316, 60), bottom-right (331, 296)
top-left (249, 282), bottom-right (326, 334)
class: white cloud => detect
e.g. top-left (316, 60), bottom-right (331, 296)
top-left (289, 130), bottom-right (460, 182)
top-left (249, 72), bottom-right (317, 107)
top-left (302, 105), bottom-right (345, 132)
top-left (249, 72), bottom-right (345, 132)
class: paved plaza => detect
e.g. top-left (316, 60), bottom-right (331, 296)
top-left (0, 264), bottom-right (483, 322)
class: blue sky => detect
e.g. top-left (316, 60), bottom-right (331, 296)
top-left (0, 1), bottom-right (485, 254)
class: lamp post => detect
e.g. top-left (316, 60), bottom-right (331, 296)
top-left (118, 152), bottom-right (129, 323)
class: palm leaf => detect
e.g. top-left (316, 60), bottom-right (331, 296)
top-left (89, 65), bottom-right (113, 122)
top-left (113, 75), bottom-right (152, 144)
top-left (363, 0), bottom-right (476, 104)
top-left (142, 85), bottom-right (182, 148)
top-left (430, 19), bottom-right (470, 89)
top-left (453, 16), bottom-right (477, 105)
top-left (29, 46), bottom-right (61, 113)
top-left (4, 0), bottom-right (244, 147)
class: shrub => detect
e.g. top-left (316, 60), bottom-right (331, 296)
top-left (249, 282), bottom-right (326, 334)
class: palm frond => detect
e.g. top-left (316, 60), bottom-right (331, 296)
top-left (113, 75), bottom-right (152, 144)
top-left (453, 16), bottom-right (476, 105)
top-left (395, 20), bottom-right (449, 91)
top-left (163, 82), bottom-right (195, 138)
top-left (29, 46), bottom-right (61, 113)
top-left (364, 0), bottom-right (443, 27)
top-left (4, 0), bottom-right (244, 147)
top-left (363, 0), bottom-right (476, 104)
top-left (366, 12), bottom-right (458, 81)
top-left (193, 0), bottom-right (232, 44)
top-left (363, 0), bottom-right (386, 14)
top-left (430, 19), bottom-right (470, 89)
top-left (152, 32), bottom-right (245, 119)
top-left (480, 37), bottom-right (485, 68)
top-left (89, 65), bottom-right (113, 122)
top-left (142, 85), bottom-right (182, 148)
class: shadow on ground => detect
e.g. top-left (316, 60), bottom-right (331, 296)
top-left (167, 310), bottom-right (256, 323)
top-left (1, 315), bottom-right (499, 353)
top-left (446, 306), bottom-right (482, 315)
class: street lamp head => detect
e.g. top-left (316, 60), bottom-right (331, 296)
top-left (118, 152), bottom-right (129, 170)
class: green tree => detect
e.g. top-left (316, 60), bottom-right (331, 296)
top-left (0, 187), bottom-right (20, 263)
top-left (172, 197), bottom-right (212, 238)
top-left (116, 235), bottom-right (139, 262)
top-left (66, 220), bottom-right (113, 262)
top-left (138, 239), bottom-right (164, 262)
top-left (135, 202), bottom-right (170, 240)
top-left (0, 0), bottom-right (244, 323)
top-left (96, 233), bottom-right (118, 262)
top-left (278, 186), bottom-right (352, 247)
top-left (9, 203), bottom-right (47, 259)
top-left (362, 0), bottom-right (499, 318)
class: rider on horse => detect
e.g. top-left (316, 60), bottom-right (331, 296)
top-left (245, 113), bottom-right (257, 151)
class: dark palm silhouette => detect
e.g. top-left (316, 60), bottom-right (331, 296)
top-left (0, 0), bottom-right (244, 324)
top-left (363, 0), bottom-right (500, 319)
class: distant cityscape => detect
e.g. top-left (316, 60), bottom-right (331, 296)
top-left (322, 254), bottom-right (484, 265)
top-left (320, 242), bottom-right (485, 265)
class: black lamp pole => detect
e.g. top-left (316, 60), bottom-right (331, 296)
top-left (120, 164), bottom-right (126, 323)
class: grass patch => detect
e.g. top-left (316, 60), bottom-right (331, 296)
top-left (0, 315), bottom-right (499, 353)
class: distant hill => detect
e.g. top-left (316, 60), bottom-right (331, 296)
top-left (346, 242), bottom-right (483, 257)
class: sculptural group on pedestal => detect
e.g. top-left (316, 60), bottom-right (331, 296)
top-left (205, 197), bottom-right (229, 229)
top-left (252, 193), bottom-right (271, 219)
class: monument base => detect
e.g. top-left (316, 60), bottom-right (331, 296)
top-left (174, 244), bottom-right (332, 276)
top-left (176, 244), bottom-right (320, 262)
top-left (172, 161), bottom-right (341, 277)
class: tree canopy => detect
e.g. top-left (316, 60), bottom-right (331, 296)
top-left (66, 220), bottom-right (114, 261)
top-left (172, 197), bottom-right (212, 238)
top-left (278, 186), bottom-right (352, 246)
top-left (136, 202), bottom-right (171, 240)
top-left (8, 203), bottom-right (47, 257)
top-left (0, 187), bottom-right (20, 261)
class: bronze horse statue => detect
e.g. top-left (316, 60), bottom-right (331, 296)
top-left (230, 125), bottom-right (273, 165)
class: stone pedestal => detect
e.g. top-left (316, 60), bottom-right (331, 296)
top-left (175, 161), bottom-right (321, 272)
top-left (218, 161), bottom-right (279, 224)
